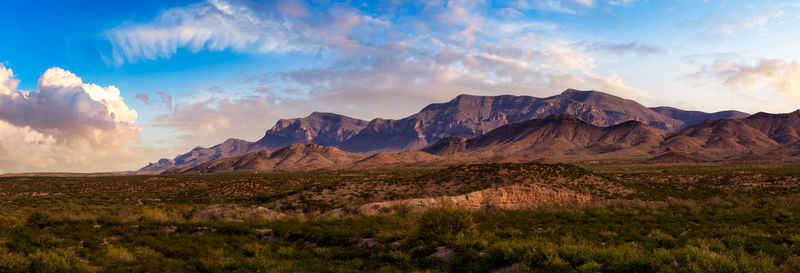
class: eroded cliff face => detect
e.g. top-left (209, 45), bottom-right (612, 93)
top-left (255, 112), bottom-right (369, 148)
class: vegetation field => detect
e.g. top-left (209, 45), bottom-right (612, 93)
top-left (2, 162), bottom-right (800, 272)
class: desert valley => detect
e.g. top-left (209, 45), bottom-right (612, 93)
top-left (2, 89), bottom-right (800, 272)
top-left (3, 0), bottom-right (800, 272)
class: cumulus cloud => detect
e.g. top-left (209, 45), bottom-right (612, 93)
top-left (686, 57), bottom-right (800, 99)
top-left (0, 66), bottom-right (138, 147)
top-left (0, 64), bottom-right (142, 173)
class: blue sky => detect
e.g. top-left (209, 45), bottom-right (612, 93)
top-left (0, 0), bottom-right (799, 172)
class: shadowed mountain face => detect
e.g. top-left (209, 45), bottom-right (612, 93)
top-left (658, 119), bottom-right (779, 155)
top-left (140, 89), bottom-right (756, 172)
top-left (658, 110), bottom-right (800, 157)
top-left (650, 106), bottom-right (749, 128)
top-left (424, 111), bottom-right (800, 162)
top-left (423, 114), bottom-right (666, 159)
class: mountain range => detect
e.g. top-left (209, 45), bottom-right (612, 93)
top-left (141, 89), bottom-right (754, 174)
top-left (163, 109), bottom-right (800, 174)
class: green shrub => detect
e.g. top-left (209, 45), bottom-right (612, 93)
top-left (0, 251), bottom-right (30, 273)
top-left (25, 210), bottom-right (54, 228)
top-left (28, 249), bottom-right (93, 273)
top-left (414, 203), bottom-right (476, 244)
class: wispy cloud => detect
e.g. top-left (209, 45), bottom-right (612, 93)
top-left (135, 93), bottom-right (150, 104)
top-left (608, 0), bottom-right (637, 6)
top-left (682, 7), bottom-right (786, 41)
top-left (104, 0), bottom-right (392, 66)
top-left (513, 0), bottom-right (594, 14)
top-left (584, 41), bottom-right (664, 56)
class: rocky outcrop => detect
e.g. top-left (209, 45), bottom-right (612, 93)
top-left (325, 184), bottom-right (591, 217)
top-left (192, 204), bottom-right (286, 221)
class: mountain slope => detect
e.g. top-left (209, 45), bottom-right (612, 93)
top-left (741, 110), bottom-right (800, 144)
top-left (658, 119), bottom-right (779, 156)
top-left (164, 144), bottom-right (365, 174)
top-left (657, 110), bottom-right (800, 157)
top-left (424, 114), bottom-right (666, 160)
top-left (348, 150), bottom-right (443, 169)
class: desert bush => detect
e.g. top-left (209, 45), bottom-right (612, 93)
top-left (105, 245), bottom-right (134, 262)
top-left (140, 207), bottom-right (168, 222)
top-left (25, 210), bottom-right (54, 228)
top-left (28, 249), bottom-right (93, 273)
top-left (0, 251), bottom-right (30, 273)
top-left (414, 203), bottom-right (476, 245)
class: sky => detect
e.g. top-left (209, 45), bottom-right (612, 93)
top-left (0, 0), bottom-right (799, 173)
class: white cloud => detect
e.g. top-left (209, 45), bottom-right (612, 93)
top-left (0, 64), bottom-right (143, 173)
top-left (686, 57), bottom-right (800, 100)
top-left (0, 65), bottom-right (19, 94)
top-left (104, 0), bottom-right (392, 65)
top-left (105, 0), bottom-right (310, 65)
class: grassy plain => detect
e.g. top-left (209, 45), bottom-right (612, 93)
top-left (2, 162), bottom-right (800, 272)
